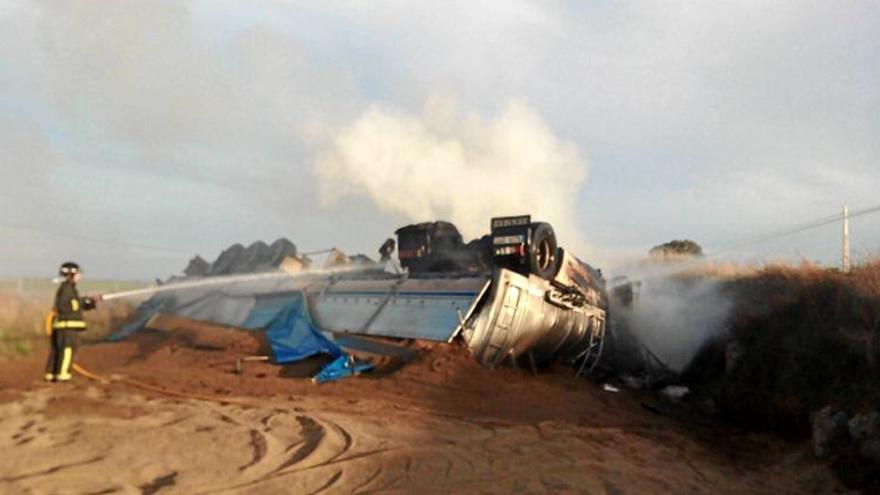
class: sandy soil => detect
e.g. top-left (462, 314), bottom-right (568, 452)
top-left (0, 320), bottom-right (845, 494)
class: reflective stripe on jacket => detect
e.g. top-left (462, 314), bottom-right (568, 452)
top-left (52, 320), bottom-right (87, 329)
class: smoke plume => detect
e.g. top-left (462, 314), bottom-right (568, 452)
top-left (616, 275), bottom-right (732, 372)
top-left (315, 95), bottom-right (590, 248)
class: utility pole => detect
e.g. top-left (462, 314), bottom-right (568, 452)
top-left (843, 204), bottom-right (851, 274)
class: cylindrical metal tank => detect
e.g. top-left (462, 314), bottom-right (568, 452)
top-left (463, 269), bottom-right (606, 367)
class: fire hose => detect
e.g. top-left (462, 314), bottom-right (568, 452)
top-left (44, 310), bottom-right (257, 406)
top-left (71, 362), bottom-right (259, 408)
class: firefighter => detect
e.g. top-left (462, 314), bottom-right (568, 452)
top-left (45, 262), bottom-right (100, 382)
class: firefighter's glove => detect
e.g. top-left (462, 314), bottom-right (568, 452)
top-left (81, 296), bottom-right (98, 311)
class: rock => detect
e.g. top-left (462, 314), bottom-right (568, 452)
top-left (812, 406), bottom-right (851, 458)
top-left (849, 410), bottom-right (880, 441)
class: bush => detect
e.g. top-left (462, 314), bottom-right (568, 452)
top-left (649, 239), bottom-right (704, 259)
top-left (683, 261), bottom-right (880, 433)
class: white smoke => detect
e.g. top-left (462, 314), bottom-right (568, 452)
top-left (314, 95), bottom-right (590, 249)
top-left (616, 275), bottom-right (732, 372)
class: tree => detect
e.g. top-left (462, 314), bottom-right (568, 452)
top-left (649, 239), bottom-right (704, 259)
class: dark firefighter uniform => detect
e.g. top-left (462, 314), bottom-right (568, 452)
top-left (45, 263), bottom-right (97, 382)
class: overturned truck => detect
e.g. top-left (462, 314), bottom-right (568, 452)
top-left (129, 215), bottom-right (610, 375)
top-left (388, 215), bottom-right (608, 372)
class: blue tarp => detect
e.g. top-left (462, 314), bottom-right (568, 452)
top-left (241, 292), bottom-right (302, 329)
top-left (312, 355), bottom-right (374, 384)
top-left (266, 296), bottom-right (374, 383)
top-left (109, 290), bottom-right (370, 382)
top-left (265, 295), bottom-right (343, 364)
top-left (109, 298), bottom-right (167, 341)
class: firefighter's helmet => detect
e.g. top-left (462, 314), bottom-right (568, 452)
top-left (59, 262), bottom-right (81, 277)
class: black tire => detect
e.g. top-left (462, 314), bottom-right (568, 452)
top-left (528, 222), bottom-right (559, 279)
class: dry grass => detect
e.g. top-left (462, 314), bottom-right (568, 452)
top-left (0, 290), bottom-right (136, 361)
top-left (663, 258), bottom-right (829, 280)
top-left (0, 292), bottom-right (46, 357)
top-left (680, 260), bottom-right (880, 434)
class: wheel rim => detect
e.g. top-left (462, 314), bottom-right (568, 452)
top-left (535, 238), bottom-right (554, 272)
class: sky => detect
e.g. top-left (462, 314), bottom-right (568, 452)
top-left (1, 0), bottom-right (878, 279)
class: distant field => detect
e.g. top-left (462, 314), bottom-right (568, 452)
top-left (0, 278), bottom-right (149, 295)
top-left (0, 279), bottom-right (144, 361)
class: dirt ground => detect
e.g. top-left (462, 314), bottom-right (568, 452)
top-left (0, 321), bottom-right (846, 494)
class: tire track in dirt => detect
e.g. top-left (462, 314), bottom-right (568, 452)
top-left (140, 471), bottom-right (179, 495)
top-left (238, 429), bottom-right (268, 472)
top-left (1, 456), bottom-right (105, 482)
top-left (305, 469), bottom-right (342, 495)
top-left (311, 448), bottom-right (397, 469)
top-left (290, 408), bottom-right (509, 493)
top-left (76, 369), bottom-right (551, 493)
top-left (8, 387), bottom-right (592, 494)
top-left (268, 407), bottom-right (505, 492)
top-left (21, 374), bottom-right (796, 494)
top-left (350, 466), bottom-right (383, 494)
top-left (200, 412), bottom-right (358, 493)
top-left (359, 473), bottom-right (404, 494)
top-left (324, 419), bottom-right (353, 463)
top-left (274, 415), bottom-right (325, 472)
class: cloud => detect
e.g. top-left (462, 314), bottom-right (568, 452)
top-left (315, 95), bottom-right (590, 249)
top-left (0, 0), bottom-right (370, 277)
top-left (1, 0), bottom-right (879, 277)
top-left (301, 0), bottom-right (880, 262)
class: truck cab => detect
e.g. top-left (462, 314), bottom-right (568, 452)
top-left (394, 221), bottom-right (489, 276)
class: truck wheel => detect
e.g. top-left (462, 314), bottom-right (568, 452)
top-left (529, 222), bottom-right (559, 279)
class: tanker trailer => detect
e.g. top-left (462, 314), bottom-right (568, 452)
top-left (125, 215), bottom-right (610, 375)
top-left (307, 215), bottom-right (609, 374)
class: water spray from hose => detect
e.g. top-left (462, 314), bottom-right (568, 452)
top-left (99, 264), bottom-right (375, 302)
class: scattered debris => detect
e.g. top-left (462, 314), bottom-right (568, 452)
top-left (208, 239), bottom-right (301, 276)
top-left (312, 355), bottom-right (373, 384)
top-left (183, 255), bottom-right (211, 277)
top-left (620, 375), bottom-right (647, 390)
top-left (234, 355), bottom-right (270, 375)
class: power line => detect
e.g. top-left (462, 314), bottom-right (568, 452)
top-left (4, 202), bottom-right (879, 264)
top-left (707, 203), bottom-right (880, 256)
